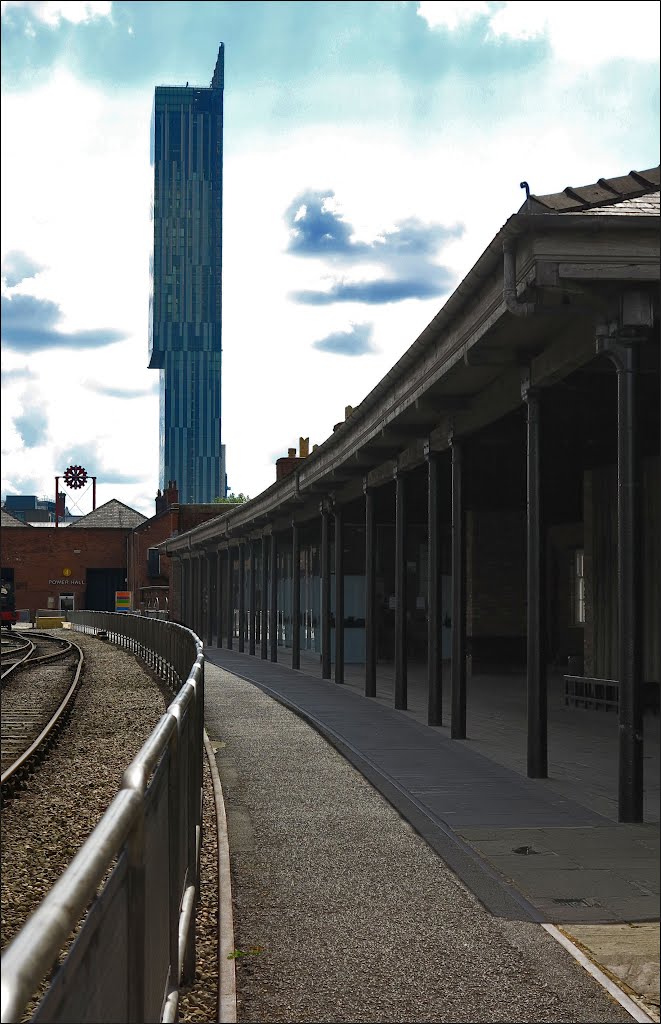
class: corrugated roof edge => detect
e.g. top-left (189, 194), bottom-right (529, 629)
top-left (521, 166), bottom-right (660, 214)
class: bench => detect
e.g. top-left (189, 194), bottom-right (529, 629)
top-left (564, 676), bottom-right (661, 714)
top-left (564, 675), bottom-right (619, 711)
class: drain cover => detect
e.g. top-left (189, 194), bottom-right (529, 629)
top-left (513, 845), bottom-right (540, 855)
top-left (552, 898), bottom-right (595, 907)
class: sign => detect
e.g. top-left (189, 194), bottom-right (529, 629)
top-left (49, 579), bottom-right (84, 585)
top-left (115, 591), bottom-right (132, 612)
top-left (63, 568), bottom-right (72, 577)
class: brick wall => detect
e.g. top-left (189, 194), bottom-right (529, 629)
top-left (2, 527), bottom-right (130, 617)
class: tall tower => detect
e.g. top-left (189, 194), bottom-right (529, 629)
top-left (149, 44), bottom-right (226, 503)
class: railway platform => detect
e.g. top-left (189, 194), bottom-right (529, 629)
top-left (205, 648), bottom-right (660, 1022)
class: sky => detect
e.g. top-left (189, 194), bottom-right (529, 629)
top-left (1, 1), bottom-right (659, 518)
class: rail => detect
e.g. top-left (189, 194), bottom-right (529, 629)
top-left (1, 634), bottom-right (85, 795)
top-left (0, 612), bottom-right (205, 1024)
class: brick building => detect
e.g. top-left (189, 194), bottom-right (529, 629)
top-left (1, 487), bottom-right (223, 621)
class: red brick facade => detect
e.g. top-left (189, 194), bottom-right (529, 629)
top-left (1, 526), bottom-right (130, 618)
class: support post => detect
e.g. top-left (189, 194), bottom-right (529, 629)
top-left (292, 522), bottom-right (301, 670)
top-left (364, 480), bottom-right (377, 698)
top-left (596, 332), bottom-right (645, 822)
top-left (524, 382), bottom-right (547, 778)
top-left (394, 471), bottom-right (407, 710)
top-left (450, 435), bottom-right (466, 739)
top-left (216, 547), bottom-right (223, 647)
top-left (426, 447), bottom-right (443, 726)
top-left (615, 344), bottom-right (643, 822)
top-left (270, 532), bottom-right (278, 662)
top-left (205, 553), bottom-right (213, 647)
top-left (225, 548), bottom-right (233, 650)
top-left (249, 541), bottom-right (256, 655)
top-left (238, 543), bottom-right (246, 653)
top-left (321, 503), bottom-right (331, 679)
top-left (334, 507), bottom-right (344, 684)
top-left (261, 536), bottom-right (268, 659)
top-left (207, 552), bottom-right (216, 647)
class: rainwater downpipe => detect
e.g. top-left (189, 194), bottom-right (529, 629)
top-left (503, 236), bottom-right (536, 317)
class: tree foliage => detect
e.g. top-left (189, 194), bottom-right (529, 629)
top-left (213, 492), bottom-right (249, 504)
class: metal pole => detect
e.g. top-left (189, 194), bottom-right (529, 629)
top-left (321, 504), bottom-right (331, 679)
top-left (525, 385), bottom-right (547, 778)
top-left (269, 533), bottom-right (278, 662)
top-left (394, 472), bottom-right (407, 710)
top-left (216, 547), bottom-right (224, 647)
top-left (451, 437), bottom-right (467, 739)
top-left (364, 482), bottom-right (377, 698)
top-left (55, 476), bottom-right (59, 528)
top-left (249, 541), bottom-right (256, 656)
top-left (334, 507), bottom-right (344, 684)
top-left (205, 553), bottom-right (213, 647)
top-left (292, 523), bottom-right (301, 670)
top-left (261, 536), bottom-right (268, 659)
top-left (238, 543), bottom-right (246, 653)
top-left (615, 345), bottom-right (643, 822)
top-left (92, 476), bottom-right (97, 511)
top-left (427, 449), bottom-right (442, 726)
top-left (225, 548), bottom-right (233, 650)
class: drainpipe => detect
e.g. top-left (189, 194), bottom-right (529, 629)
top-left (503, 237), bottom-right (535, 317)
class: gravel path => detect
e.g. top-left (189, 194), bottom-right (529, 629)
top-left (204, 664), bottom-right (631, 1024)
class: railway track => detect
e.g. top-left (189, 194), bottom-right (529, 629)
top-left (1, 631), bottom-right (85, 800)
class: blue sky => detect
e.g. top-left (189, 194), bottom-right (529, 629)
top-left (1, 1), bottom-right (659, 515)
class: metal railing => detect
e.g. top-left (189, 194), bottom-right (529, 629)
top-left (1, 612), bottom-right (204, 1024)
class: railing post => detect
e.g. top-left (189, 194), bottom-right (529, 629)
top-left (126, 809), bottom-right (146, 1024)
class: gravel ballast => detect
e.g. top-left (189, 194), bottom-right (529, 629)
top-left (1, 630), bottom-right (172, 956)
top-left (204, 663), bottom-right (632, 1024)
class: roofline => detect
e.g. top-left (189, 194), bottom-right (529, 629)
top-left (160, 209), bottom-right (660, 555)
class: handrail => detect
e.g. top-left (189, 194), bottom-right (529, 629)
top-left (1, 612), bottom-right (204, 1024)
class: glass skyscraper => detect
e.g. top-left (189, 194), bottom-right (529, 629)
top-left (149, 44), bottom-right (226, 503)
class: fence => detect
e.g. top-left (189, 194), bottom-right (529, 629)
top-left (1, 612), bottom-right (204, 1024)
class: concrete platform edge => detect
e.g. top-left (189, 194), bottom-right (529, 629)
top-left (204, 730), bottom-right (237, 1024)
top-left (543, 924), bottom-right (655, 1023)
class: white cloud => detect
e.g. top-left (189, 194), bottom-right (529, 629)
top-left (417, 2), bottom-right (491, 32)
top-left (0, 1), bottom-right (112, 25)
top-left (418, 1), bottom-right (661, 64)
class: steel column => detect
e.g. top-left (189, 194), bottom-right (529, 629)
top-left (525, 386), bottom-right (547, 778)
top-left (249, 541), bottom-right (256, 655)
top-left (225, 548), bottom-right (233, 650)
top-left (427, 450), bottom-right (443, 726)
top-left (364, 482), bottom-right (377, 698)
top-left (191, 555), bottom-right (200, 636)
top-left (238, 543), bottom-right (246, 653)
top-left (615, 344), bottom-right (643, 822)
top-left (321, 505), bottom-right (331, 679)
top-left (261, 536), bottom-right (268, 659)
top-left (207, 553), bottom-right (216, 647)
top-left (450, 437), bottom-right (466, 739)
top-left (205, 553), bottom-right (213, 647)
top-left (185, 555), bottom-right (193, 630)
top-left (292, 523), bottom-right (301, 670)
top-left (334, 508), bottom-right (344, 684)
top-left (216, 548), bottom-right (223, 647)
top-left (394, 472), bottom-right (407, 710)
top-left (269, 533), bottom-right (278, 662)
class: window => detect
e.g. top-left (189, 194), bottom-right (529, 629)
top-left (571, 549), bottom-right (585, 625)
top-left (147, 548), bottom-right (161, 578)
